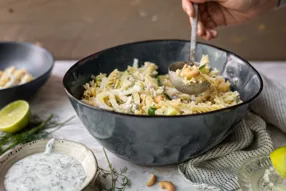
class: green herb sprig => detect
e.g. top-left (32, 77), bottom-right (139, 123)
top-left (94, 148), bottom-right (131, 191)
top-left (0, 114), bottom-right (74, 156)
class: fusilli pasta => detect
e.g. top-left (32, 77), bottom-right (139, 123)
top-left (82, 55), bottom-right (242, 115)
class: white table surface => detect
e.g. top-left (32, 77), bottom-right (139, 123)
top-left (30, 60), bottom-right (286, 191)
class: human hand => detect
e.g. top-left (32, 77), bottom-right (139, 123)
top-left (182, 0), bottom-right (279, 40)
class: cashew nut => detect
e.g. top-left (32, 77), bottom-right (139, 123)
top-left (159, 181), bottom-right (176, 191)
top-left (146, 174), bottom-right (156, 187)
top-left (181, 67), bottom-right (200, 78)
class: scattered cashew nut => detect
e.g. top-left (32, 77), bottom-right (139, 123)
top-left (146, 174), bottom-right (156, 187)
top-left (159, 181), bottom-right (176, 191)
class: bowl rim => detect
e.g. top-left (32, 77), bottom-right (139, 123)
top-left (0, 41), bottom-right (55, 91)
top-left (0, 138), bottom-right (98, 190)
top-left (63, 39), bottom-right (264, 118)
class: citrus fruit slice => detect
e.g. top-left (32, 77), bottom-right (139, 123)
top-left (270, 146), bottom-right (286, 179)
top-left (0, 100), bottom-right (30, 133)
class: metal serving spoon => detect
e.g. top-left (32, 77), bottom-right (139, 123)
top-left (168, 4), bottom-right (211, 95)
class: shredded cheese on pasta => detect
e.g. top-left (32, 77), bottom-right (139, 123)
top-left (82, 55), bottom-right (242, 115)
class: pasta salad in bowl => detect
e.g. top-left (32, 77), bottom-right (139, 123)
top-left (82, 55), bottom-right (242, 115)
top-left (63, 40), bottom-right (263, 165)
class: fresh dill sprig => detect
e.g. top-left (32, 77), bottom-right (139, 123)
top-left (94, 148), bottom-right (131, 191)
top-left (0, 114), bottom-right (74, 156)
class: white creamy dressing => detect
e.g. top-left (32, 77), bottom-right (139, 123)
top-left (4, 139), bottom-right (87, 191)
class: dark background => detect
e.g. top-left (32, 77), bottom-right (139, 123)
top-left (0, 0), bottom-right (285, 61)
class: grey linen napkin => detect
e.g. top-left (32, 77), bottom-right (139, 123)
top-left (178, 75), bottom-right (286, 191)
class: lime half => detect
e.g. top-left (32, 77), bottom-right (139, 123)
top-left (270, 146), bottom-right (286, 179)
top-left (0, 100), bottom-right (30, 133)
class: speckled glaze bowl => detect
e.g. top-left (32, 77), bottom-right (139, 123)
top-left (63, 40), bottom-right (263, 166)
top-left (0, 139), bottom-right (98, 191)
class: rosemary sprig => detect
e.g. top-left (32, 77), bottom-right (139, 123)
top-left (94, 148), bottom-right (131, 191)
top-left (0, 114), bottom-right (74, 156)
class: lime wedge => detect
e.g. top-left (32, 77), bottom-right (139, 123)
top-left (270, 146), bottom-right (286, 179)
top-left (0, 100), bottom-right (30, 133)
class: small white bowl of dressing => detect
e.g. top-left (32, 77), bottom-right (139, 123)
top-left (0, 139), bottom-right (98, 191)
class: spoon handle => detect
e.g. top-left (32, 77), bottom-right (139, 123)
top-left (190, 3), bottom-right (198, 63)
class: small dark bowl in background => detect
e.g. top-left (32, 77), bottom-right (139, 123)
top-left (63, 40), bottom-right (263, 166)
top-left (0, 42), bottom-right (54, 108)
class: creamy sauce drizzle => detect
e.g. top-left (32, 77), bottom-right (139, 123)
top-left (4, 139), bottom-right (86, 191)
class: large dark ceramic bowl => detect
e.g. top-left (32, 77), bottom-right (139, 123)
top-left (0, 42), bottom-right (54, 108)
top-left (63, 40), bottom-right (263, 166)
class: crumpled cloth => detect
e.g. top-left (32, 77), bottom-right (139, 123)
top-left (178, 75), bottom-right (286, 191)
